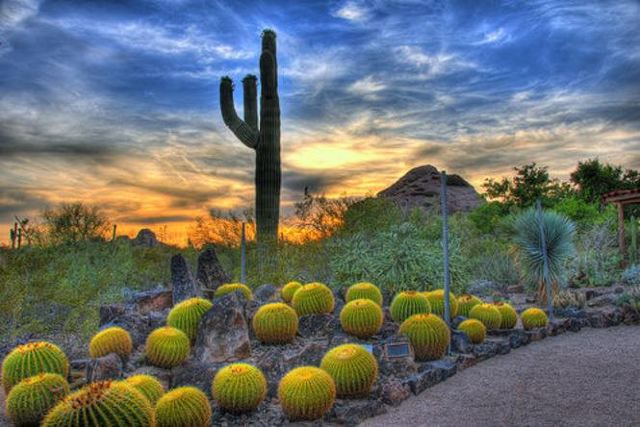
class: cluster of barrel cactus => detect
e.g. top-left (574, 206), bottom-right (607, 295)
top-left (291, 282), bottom-right (335, 316)
top-left (5, 373), bottom-right (69, 426)
top-left (215, 283), bottom-right (253, 300)
top-left (390, 291), bottom-right (431, 323)
top-left (212, 363), bottom-right (267, 413)
top-left (424, 289), bottom-right (459, 319)
top-left (340, 298), bottom-right (384, 338)
top-left (281, 281), bottom-right (303, 302)
top-left (399, 313), bottom-right (451, 361)
top-left (521, 307), bottom-right (549, 330)
top-left (494, 302), bottom-right (518, 329)
top-left (278, 366), bottom-right (336, 421)
top-left (124, 374), bottom-right (166, 405)
top-left (89, 326), bottom-right (133, 359)
top-left (145, 326), bottom-right (191, 368)
top-left (167, 297), bottom-right (213, 341)
top-left (346, 282), bottom-right (383, 306)
top-left (457, 294), bottom-right (483, 317)
top-left (252, 302), bottom-right (299, 344)
top-left (155, 386), bottom-right (212, 427)
top-left (469, 303), bottom-right (503, 330)
top-left (320, 344), bottom-right (378, 397)
top-left (2, 341), bottom-right (69, 392)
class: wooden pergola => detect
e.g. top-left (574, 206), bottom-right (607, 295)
top-left (602, 188), bottom-right (640, 262)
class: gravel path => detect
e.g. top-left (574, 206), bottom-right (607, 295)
top-left (362, 326), bottom-right (640, 427)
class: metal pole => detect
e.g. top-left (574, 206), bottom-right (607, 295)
top-left (440, 171), bottom-right (451, 328)
top-left (536, 199), bottom-right (554, 320)
top-left (240, 222), bottom-right (247, 284)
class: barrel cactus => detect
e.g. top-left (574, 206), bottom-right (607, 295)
top-left (399, 313), bottom-right (450, 361)
top-left (212, 363), bottom-right (267, 414)
top-left (6, 373), bottom-right (69, 427)
top-left (281, 281), bottom-right (303, 302)
top-left (468, 303), bottom-right (502, 331)
top-left (424, 289), bottom-right (459, 319)
top-left (89, 326), bottom-right (133, 359)
top-left (345, 282), bottom-right (383, 306)
top-left (278, 366), bottom-right (336, 421)
top-left (291, 282), bottom-right (335, 316)
top-left (521, 307), bottom-right (549, 330)
top-left (457, 319), bottom-right (486, 344)
top-left (145, 326), bottom-right (191, 369)
top-left (42, 381), bottom-right (154, 427)
top-left (339, 299), bottom-right (383, 338)
top-left (214, 283), bottom-right (253, 300)
top-left (320, 344), bottom-right (378, 397)
top-left (457, 294), bottom-right (483, 317)
top-left (124, 374), bottom-right (165, 405)
top-left (390, 291), bottom-right (431, 323)
top-left (167, 297), bottom-right (213, 341)
top-left (156, 386), bottom-right (212, 427)
top-left (494, 302), bottom-right (518, 329)
top-left (2, 341), bottom-right (69, 393)
top-left (252, 302), bottom-right (298, 344)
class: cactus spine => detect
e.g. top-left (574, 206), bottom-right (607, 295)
top-left (124, 374), bottom-right (165, 405)
top-left (6, 373), bottom-right (69, 426)
top-left (339, 299), bottom-right (383, 338)
top-left (424, 289), bottom-right (459, 319)
top-left (468, 303), bottom-right (503, 331)
top-left (281, 281), bottom-right (303, 302)
top-left (494, 302), bottom-right (518, 329)
top-left (89, 326), bottom-right (133, 359)
top-left (220, 29), bottom-right (281, 245)
top-left (252, 302), bottom-right (298, 344)
top-left (390, 291), bottom-right (431, 323)
top-left (2, 342), bottom-right (69, 393)
top-left (345, 282), bottom-right (383, 306)
top-left (521, 307), bottom-right (549, 330)
top-left (291, 282), bottom-right (335, 316)
top-left (399, 314), bottom-right (451, 361)
top-left (167, 297), bottom-right (213, 342)
top-left (155, 386), bottom-right (212, 427)
top-left (320, 344), bottom-right (378, 397)
top-left (212, 363), bottom-right (267, 414)
top-left (457, 319), bottom-right (486, 344)
top-left (145, 326), bottom-right (191, 369)
top-left (278, 366), bottom-right (336, 421)
top-left (457, 294), bottom-right (483, 317)
top-left (214, 283), bottom-right (253, 300)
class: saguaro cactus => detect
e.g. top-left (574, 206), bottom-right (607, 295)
top-left (220, 30), bottom-right (281, 245)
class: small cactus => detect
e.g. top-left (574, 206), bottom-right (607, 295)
top-left (42, 381), bottom-right (154, 427)
top-left (457, 319), bottom-right (486, 344)
top-left (291, 282), bottom-right (335, 316)
top-left (345, 282), bottom-right (383, 306)
top-left (124, 374), bottom-right (165, 405)
top-left (89, 326), bottom-right (133, 359)
top-left (457, 294), bottom-right (483, 317)
top-left (521, 307), bottom-right (549, 330)
top-left (423, 289), bottom-right (459, 319)
top-left (167, 297), bottom-right (213, 342)
top-left (214, 283), bottom-right (253, 300)
top-left (155, 386), bottom-right (212, 427)
top-left (2, 341), bottom-right (69, 393)
top-left (320, 344), bottom-right (378, 397)
top-left (494, 302), bottom-right (518, 329)
top-left (339, 299), bottom-right (383, 338)
top-left (145, 326), bottom-right (191, 369)
top-left (6, 373), bottom-right (69, 427)
top-left (278, 366), bottom-right (336, 421)
top-left (212, 363), bottom-right (267, 414)
top-left (281, 281), bottom-right (303, 302)
top-left (390, 291), bottom-right (431, 323)
top-left (399, 313), bottom-right (451, 361)
top-left (468, 303), bottom-right (502, 331)
top-left (252, 302), bottom-right (298, 344)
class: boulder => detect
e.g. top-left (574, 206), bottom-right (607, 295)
top-left (99, 304), bottom-right (166, 349)
top-left (85, 353), bottom-right (123, 382)
top-left (297, 314), bottom-right (337, 339)
top-left (253, 284), bottom-right (278, 303)
top-left (329, 398), bottom-right (387, 425)
top-left (171, 254), bottom-right (201, 304)
top-left (196, 247), bottom-right (230, 291)
top-left (133, 229), bottom-right (158, 247)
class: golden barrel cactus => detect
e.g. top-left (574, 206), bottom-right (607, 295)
top-left (124, 374), bottom-right (165, 405)
top-left (6, 373), bottom-right (69, 426)
top-left (214, 283), bottom-right (253, 300)
top-left (424, 289), bottom-right (459, 319)
top-left (281, 281), bottom-right (303, 302)
top-left (390, 291), bottom-right (430, 323)
top-left (252, 302), bottom-right (298, 344)
top-left (212, 363), bottom-right (267, 414)
top-left (278, 366), bottom-right (336, 421)
top-left (345, 282), bottom-right (383, 306)
top-left (2, 342), bottom-right (69, 393)
top-left (457, 319), bottom-right (486, 344)
top-left (457, 294), bottom-right (483, 317)
top-left (167, 297), bottom-right (213, 342)
top-left (320, 344), bottom-right (378, 397)
top-left (145, 326), bottom-right (191, 369)
top-left (339, 299), bottom-right (384, 338)
top-left (399, 313), bottom-right (451, 361)
top-left (521, 307), bottom-right (549, 330)
top-left (468, 303), bottom-right (502, 331)
top-left (291, 282), bottom-right (335, 316)
top-left (494, 302), bottom-right (518, 329)
top-left (155, 386), bottom-right (212, 427)
top-left (89, 326), bottom-right (133, 359)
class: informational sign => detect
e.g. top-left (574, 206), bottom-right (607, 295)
top-left (385, 342), bottom-right (411, 358)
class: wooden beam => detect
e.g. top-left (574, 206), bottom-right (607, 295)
top-left (617, 202), bottom-right (626, 265)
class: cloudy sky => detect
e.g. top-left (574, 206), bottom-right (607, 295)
top-left (1, 0), bottom-right (639, 244)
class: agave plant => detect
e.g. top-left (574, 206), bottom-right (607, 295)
top-left (513, 208), bottom-right (575, 303)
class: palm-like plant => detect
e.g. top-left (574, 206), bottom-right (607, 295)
top-left (513, 208), bottom-right (576, 303)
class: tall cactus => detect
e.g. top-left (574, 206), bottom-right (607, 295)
top-left (220, 30), bottom-right (281, 245)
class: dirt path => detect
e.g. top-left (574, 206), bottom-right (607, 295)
top-left (362, 326), bottom-right (640, 427)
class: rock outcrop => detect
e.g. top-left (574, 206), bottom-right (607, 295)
top-left (170, 254), bottom-right (201, 304)
top-left (196, 246), bottom-right (230, 291)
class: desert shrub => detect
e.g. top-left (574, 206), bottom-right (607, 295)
top-left (468, 201), bottom-right (512, 234)
top-left (42, 202), bottom-right (111, 245)
top-left (551, 196), bottom-right (610, 225)
top-left (621, 264), bottom-right (640, 286)
top-left (568, 219), bottom-right (620, 287)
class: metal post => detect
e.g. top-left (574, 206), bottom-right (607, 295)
top-left (111, 224), bottom-right (117, 242)
top-left (536, 199), bottom-right (554, 320)
top-left (630, 216), bottom-right (637, 265)
top-left (440, 171), bottom-right (451, 328)
top-left (240, 222), bottom-right (247, 284)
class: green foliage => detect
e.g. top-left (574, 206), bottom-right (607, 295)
top-left (390, 291), bottom-right (430, 323)
top-left (621, 264), bottom-right (640, 286)
top-left (124, 374), bottom-right (165, 405)
top-left (251, 303), bottom-right (298, 344)
top-left (155, 386), bottom-right (212, 427)
top-left (212, 363), bottom-right (267, 414)
top-left (2, 342), bottom-right (69, 392)
top-left (399, 313), bottom-right (450, 361)
top-left (214, 283), bottom-right (253, 300)
top-left (339, 299), bottom-right (384, 338)
top-left (6, 373), bottom-right (69, 427)
top-left (468, 201), bottom-right (512, 234)
top-left (551, 196), bottom-right (608, 225)
top-left (291, 283), bottom-right (335, 316)
top-left (167, 297), bottom-right (213, 342)
top-left (320, 344), bottom-right (378, 397)
top-left (145, 327), bottom-right (191, 369)
top-left (468, 304), bottom-right (502, 330)
top-left (339, 197), bottom-right (403, 236)
top-left (570, 158), bottom-right (640, 204)
top-left (423, 289), bottom-right (459, 319)
top-left (281, 281), bottom-right (303, 302)
top-left (278, 366), bottom-right (336, 421)
top-left (457, 294), bottom-right (483, 317)
top-left (615, 286), bottom-right (640, 310)
top-left (569, 219), bottom-right (620, 287)
top-left (493, 302), bottom-right (517, 329)
top-left (457, 319), bottom-right (486, 344)
top-left (42, 381), bottom-right (154, 427)
top-left (521, 307), bottom-right (549, 330)
top-left (345, 282), bottom-right (383, 306)
top-left (41, 202), bottom-right (111, 245)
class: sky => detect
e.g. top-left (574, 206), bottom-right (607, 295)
top-left (1, 0), bottom-right (639, 245)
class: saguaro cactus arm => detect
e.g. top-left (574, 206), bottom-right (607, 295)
top-left (242, 75), bottom-right (258, 131)
top-left (220, 77), bottom-right (259, 149)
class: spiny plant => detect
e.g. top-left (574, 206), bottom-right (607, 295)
top-left (521, 307), bottom-right (549, 330)
top-left (320, 344), bottom-right (378, 397)
top-left (291, 282), bottom-right (335, 316)
top-left (2, 341), bottom-right (69, 393)
top-left (278, 366), bottom-right (336, 421)
top-left (89, 326), bottom-right (133, 359)
top-left (123, 374), bottom-right (165, 405)
top-left (339, 299), bottom-right (383, 338)
top-left (252, 302), bottom-right (298, 344)
top-left (390, 291), bottom-right (431, 323)
top-left (214, 283), bottom-right (253, 300)
top-left (457, 319), bottom-right (486, 344)
top-left (155, 386), bottom-right (212, 427)
top-left (423, 289), bottom-right (459, 319)
top-left (468, 303), bottom-right (503, 331)
top-left (281, 281), bottom-right (303, 302)
top-left (457, 294), bottom-right (483, 317)
top-left (345, 282), bottom-right (383, 306)
top-left (212, 363), bottom-right (267, 414)
top-left (167, 297), bottom-right (213, 342)
top-left (494, 302), bottom-right (518, 329)
top-left (399, 314), bottom-right (451, 361)
top-left (42, 381), bottom-right (154, 427)
top-left (6, 373), bottom-right (69, 427)
top-left (145, 326), bottom-right (191, 369)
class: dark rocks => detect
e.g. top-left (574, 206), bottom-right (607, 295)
top-left (171, 254), bottom-right (201, 304)
top-left (253, 284), bottom-right (278, 303)
top-left (406, 359), bottom-right (457, 395)
top-left (380, 380), bottom-right (411, 406)
top-left (472, 340), bottom-right (499, 361)
top-left (329, 398), bottom-right (387, 425)
top-left (172, 359), bottom-right (220, 395)
top-left (85, 353), bottom-right (123, 382)
top-left (486, 338), bottom-right (511, 355)
top-left (99, 304), bottom-right (166, 349)
top-left (133, 229), bottom-right (158, 247)
top-left (129, 288), bottom-right (173, 314)
top-left (525, 328), bottom-right (547, 342)
top-left (298, 314), bottom-right (336, 339)
top-left (211, 400), bottom-right (285, 427)
top-left (451, 330), bottom-right (473, 353)
top-left (196, 246), bottom-right (230, 291)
